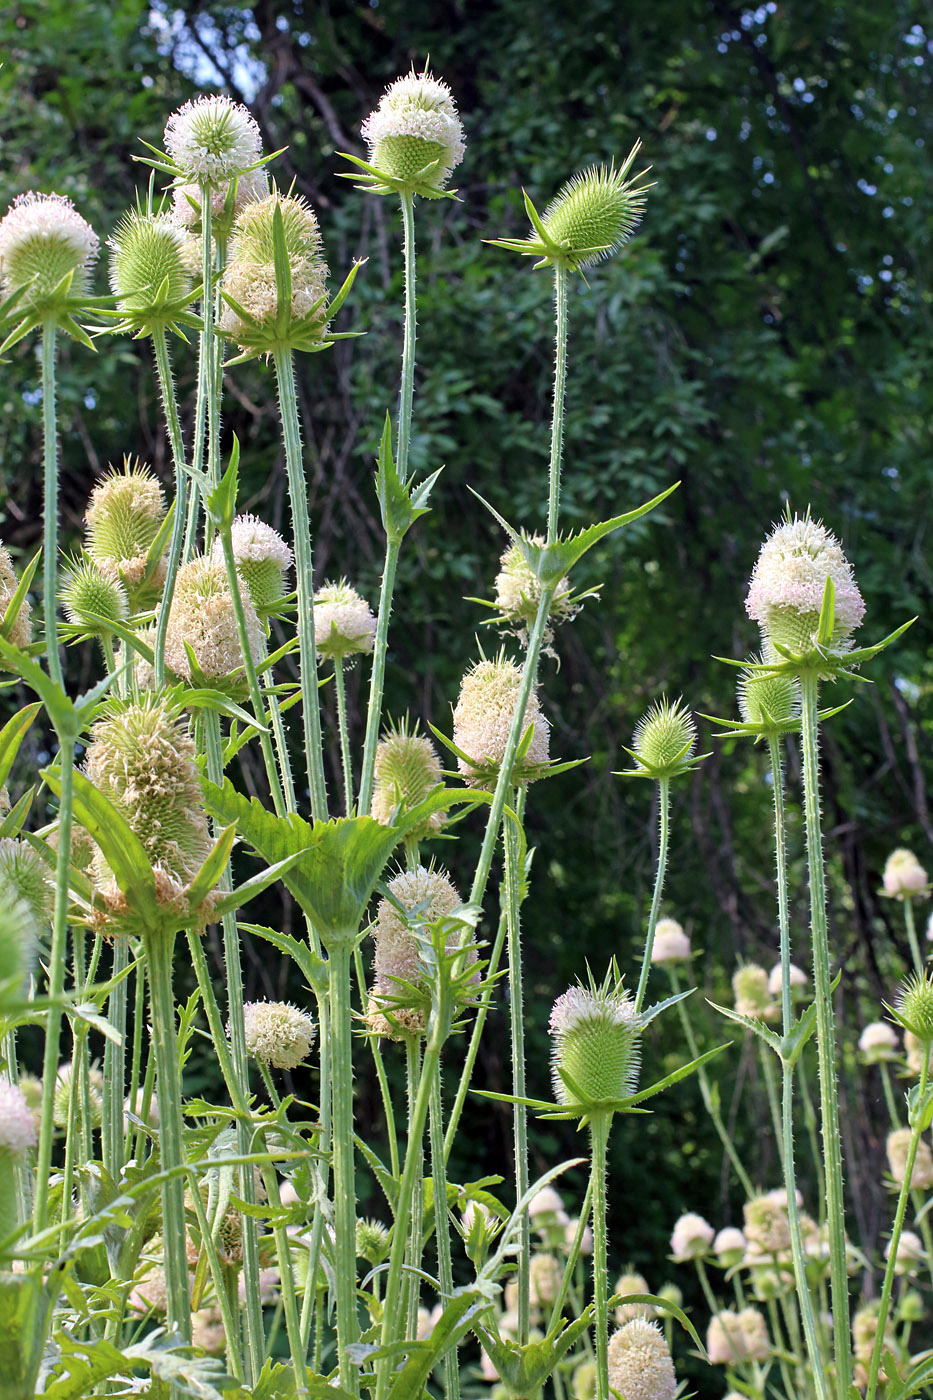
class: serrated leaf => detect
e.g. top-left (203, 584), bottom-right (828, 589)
top-left (0, 550), bottom-right (40, 643)
top-left (0, 701), bottom-right (42, 789)
top-left (707, 998), bottom-right (782, 1054)
top-left (186, 823), bottom-right (236, 909)
top-left (207, 441), bottom-right (240, 532)
top-left (0, 636), bottom-right (78, 739)
top-left (617, 1044), bottom-right (730, 1109)
top-left (387, 1290), bottom-right (487, 1400)
top-left (42, 767), bottom-right (157, 919)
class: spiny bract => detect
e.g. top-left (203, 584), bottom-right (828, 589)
top-left (361, 69), bottom-right (465, 189)
top-left (0, 191), bottom-right (99, 308)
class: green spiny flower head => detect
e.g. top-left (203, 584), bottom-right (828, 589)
top-left (0, 897), bottom-right (36, 1009)
top-left (548, 970), bottom-right (641, 1109)
top-left (53, 1061), bottom-right (104, 1129)
top-left (371, 718), bottom-right (446, 838)
top-left (628, 697), bottom-right (697, 779)
top-left (571, 1359), bottom-right (597, 1400)
top-left (163, 94), bottom-right (263, 184)
top-left (0, 544), bottom-right (33, 649)
top-left (313, 579), bottom-right (377, 662)
top-left (164, 555), bottom-right (262, 683)
top-left (453, 652), bottom-right (550, 788)
top-left (84, 696), bottom-right (212, 890)
top-left (0, 191), bottom-right (99, 311)
top-left (221, 190), bottom-right (328, 342)
top-left (0, 1081), bottom-right (38, 1157)
top-left (541, 157), bottom-right (648, 271)
top-left (0, 838), bottom-right (53, 929)
top-left (361, 69), bottom-right (465, 191)
top-left (356, 1217), bottom-right (391, 1265)
top-left (240, 1000), bottom-right (316, 1070)
top-left (894, 972), bottom-right (933, 1044)
top-left (59, 554), bottom-right (128, 633)
top-left (108, 210), bottom-right (191, 312)
top-left (607, 1319), bottom-right (677, 1400)
top-left (737, 653), bottom-right (800, 729)
top-left (84, 458), bottom-right (167, 605)
top-left (746, 509), bottom-right (865, 656)
top-left (210, 513), bottom-right (293, 611)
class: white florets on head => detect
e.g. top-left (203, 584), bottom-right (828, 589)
top-left (0, 1081), bottom-right (38, 1156)
top-left (746, 513), bottom-right (865, 651)
top-left (361, 70), bottom-right (465, 187)
top-left (651, 917), bottom-right (691, 963)
top-left (0, 192), bottom-right (99, 299)
top-left (164, 95), bottom-right (263, 183)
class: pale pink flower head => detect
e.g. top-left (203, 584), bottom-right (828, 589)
top-left (0, 1081), bottom-right (38, 1156)
top-left (0, 191), bottom-right (99, 306)
top-left (164, 95), bottom-right (263, 184)
top-left (746, 512), bottom-right (865, 655)
top-left (669, 1211), bottom-right (714, 1261)
top-left (651, 917), bottom-right (691, 964)
top-left (882, 848), bottom-right (928, 899)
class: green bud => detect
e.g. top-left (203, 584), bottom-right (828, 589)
top-left (371, 719), bottom-right (446, 839)
top-left (895, 971), bottom-right (933, 1043)
top-left (108, 210), bottom-right (191, 314)
top-left (542, 160), bottom-right (647, 270)
top-left (356, 1217), bottom-right (390, 1264)
top-left (0, 838), bottom-right (53, 930)
top-left (629, 697), bottom-right (697, 779)
top-left (548, 972), bottom-right (640, 1109)
top-left (737, 654), bottom-right (800, 729)
top-left (59, 554), bottom-right (129, 633)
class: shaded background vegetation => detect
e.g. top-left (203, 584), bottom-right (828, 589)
top-left (2, 0), bottom-right (931, 1381)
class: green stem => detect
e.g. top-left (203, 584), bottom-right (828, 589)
top-left (880, 1062), bottom-right (901, 1126)
top-left (397, 192), bottom-right (416, 488)
top-left (403, 1033), bottom-right (424, 1340)
top-left (333, 658), bottom-right (354, 815)
top-left (799, 1052), bottom-right (825, 1217)
top-left (670, 966), bottom-right (755, 1197)
top-left (865, 1051), bottom-right (930, 1400)
top-left (766, 733), bottom-right (829, 1400)
top-left (145, 928), bottom-right (191, 1340)
top-left (799, 671), bottom-right (851, 1398)
top-left (547, 1177), bottom-right (594, 1331)
top-left (635, 776), bottom-right (670, 1013)
top-left (328, 939), bottom-right (360, 1393)
top-left (428, 1058), bottom-right (458, 1400)
top-left (547, 264), bottom-right (569, 542)
top-left (904, 899), bottom-right (924, 978)
top-left (273, 347), bottom-right (328, 821)
top-left (41, 321), bottom-right (63, 688)
top-left (504, 788), bottom-right (530, 1343)
top-left (201, 192), bottom-right (219, 514)
top-left (760, 1041), bottom-right (785, 1169)
top-left (444, 906), bottom-right (507, 1162)
top-left (589, 1113), bottom-right (611, 1400)
top-left (151, 325), bottom-right (189, 688)
top-left (102, 939), bottom-right (129, 1183)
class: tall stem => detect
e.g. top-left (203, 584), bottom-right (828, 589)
top-left (151, 325), bottom-right (188, 688)
top-left (799, 671), bottom-right (851, 1398)
top-left (903, 899), bottom-right (924, 978)
top-left (767, 732), bottom-right (828, 1398)
top-left (333, 658), bottom-right (354, 815)
top-left (547, 264), bottom-right (569, 542)
top-left (635, 777), bottom-right (669, 1012)
top-left (101, 940), bottom-right (129, 1182)
top-left (589, 1113), bottom-right (611, 1400)
top-left (428, 1059), bottom-right (458, 1400)
top-left (328, 940), bottom-right (360, 1393)
top-left (397, 192), bottom-right (416, 488)
top-left (443, 907), bottom-right (507, 1161)
top-left (504, 789), bottom-right (530, 1342)
top-left (273, 347), bottom-right (328, 821)
top-left (403, 1034), bottom-right (423, 1340)
top-left (41, 321), bottom-right (63, 688)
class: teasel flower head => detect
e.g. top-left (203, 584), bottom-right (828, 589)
top-left (669, 1212), bottom-right (714, 1262)
top-left (211, 513), bottom-right (292, 612)
top-left (528, 1185), bottom-right (568, 1228)
top-left (713, 1227), bottom-right (747, 1269)
top-left (737, 654), bottom-right (801, 730)
top-left (0, 191), bottom-right (99, 314)
top-left (240, 1000), bottom-right (316, 1070)
top-left (572, 1360), bottom-right (597, 1400)
top-left (606, 1318), bottom-right (677, 1400)
top-left (0, 837), bottom-right (53, 930)
top-left (364, 985), bottom-right (426, 1040)
top-left (529, 1253), bottom-right (562, 1308)
top-left (84, 458), bottom-right (167, 607)
top-left (124, 1088), bottom-right (160, 1130)
top-left (191, 1307), bottom-right (225, 1355)
top-left (548, 969), bottom-right (640, 1111)
top-left (767, 961), bottom-right (808, 998)
top-left (371, 719), bottom-right (446, 838)
top-left (0, 1081), bottom-right (37, 1157)
top-left (650, 917), bottom-right (691, 964)
top-left (53, 1061), bottom-right (104, 1129)
top-left (565, 1217), bottom-right (593, 1254)
top-left (172, 164), bottom-right (269, 238)
top-left (492, 535), bottom-right (574, 636)
top-left (613, 1270), bottom-right (654, 1323)
top-left (164, 555), bottom-right (262, 685)
top-left (453, 653), bottom-right (550, 789)
top-left (0, 544), bottom-right (33, 649)
top-left (732, 963), bottom-right (777, 1020)
top-left (882, 848), bottom-right (929, 899)
top-left (905, 1029), bottom-right (933, 1078)
top-left (852, 1299), bottom-right (897, 1368)
top-left (356, 1217), bottom-right (390, 1265)
top-left (0, 895), bottom-right (36, 1007)
top-left (164, 95), bottom-right (263, 185)
top-left (745, 510), bottom-right (865, 658)
top-left (84, 697), bottom-right (214, 933)
top-left (108, 209), bottom-right (192, 322)
top-left (743, 1195), bottom-right (791, 1257)
top-left (220, 190), bottom-right (329, 347)
top-left (858, 1020), bottom-right (900, 1064)
top-left (886, 1229), bottom-right (924, 1277)
top-left (623, 697), bottom-right (700, 780)
top-left (893, 971), bottom-right (933, 1043)
top-left (313, 580), bottom-right (376, 662)
top-left (360, 69), bottom-right (465, 194)
top-left (59, 554), bottom-right (129, 635)
top-left (886, 1127), bottom-right (933, 1190)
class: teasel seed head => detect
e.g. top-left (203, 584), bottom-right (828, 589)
top-left (858, 1020), bottom-right (900, 1063)
top-left (356, 1217), bottom-right (390, 1264)
top-left (53, 1061), bottom-right (104, 1129)
top-left (0, 1081), bottom-right (37, 1157)
top-left (629, 697), bottom-right (697, 779)
top-left (371, 719), bottom-right (446, 838)
top-left (164, 95), bottom-right (263, 184)
top-left (548, 974), bottom-right (640, 1109)
top-left (172, 164), bottom-right (269, 237)
top-left (650, 917), bottom-right (691, 964)
top-left (0, 191), bottom-right (99, 310)
top-left (221, 190), bottom-right (328, 342)
top-left (313, 580), bottom-right (376, 662)
top-left (0, 838), bottom-right (53, 930)
top-left (453, 654), bottom-right (550, 788)
top-left (894, 972), bottom-right (933, 1043)
top-left (108, 210), bottom-right (191, 312)
top-left (371, 863), bottom-right (472, 1010)
top-left (886, 1127), bottom-right (933, 1189)
top-left (541, 160), bottom-right (647, 271)
top-left (613, 1270), bottom-right (654, 1323)
top-left (882, 847), bottom-right (928, 899)
top-left (361, 69), bottom-right (465, 191)
top-left (210, 513), bottom-right (293, 611)
top-left (669, 1212), bottom-right (714, 1262)
top-left (59, 554), bottom-right (129, 633)
top-left (732, 963), bottom-right (776, 1020)
top-left (737, 655), bottom-right (800, 728)
top-left (606, 1318), bottom-right (677, 1400)
top-left (164, 555), bottom-right (262, 683)
top-left (240, 1000), bottom-right (316, 1070)
top-left (0, 544), bottom-right (33, 649)
top-left (713, 1227), bottom-right (747, 1268)
top-left (84, 458), bottom-right (167, 604)
top-left (746, 510), bottom-right (865, 656)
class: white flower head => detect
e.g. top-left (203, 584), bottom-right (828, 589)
top-left (164, 95), bottom-right (263, 183)
top-left (361, 70), bottom-right (465, 189)
top-left (858, 1020), bottom-right (899, 1063)
top-left (669, 1211), bottom-right (714, 1261)
top-left (313, 580), bottom-right (376, 661)
top-left (651, 917), bottom-right (691, 963)
top-left (0, 191), bottom-right (99, 305)
top-left (241, 1001), bottom-right (316, 1070)
top-left (607, 1319), bottom-right (677, 1400)
top-left (746, 511), bottom-right (865, 654)
top-left (882, 848), bottom-right (928, 899)
top-left (0, 1081), bottom-right (38, 1156)
top-left (767, 961), bottom-right (808, 996)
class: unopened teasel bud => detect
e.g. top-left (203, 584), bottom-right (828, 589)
top-left (371, 720), bottom-right (446, 837)
top-left (541, 157), bottom-right (647, 271)
top-left (629, 697), bottom-right (697, 779)
top-left (548, 978), bottom-right (640, 1109)
top-left (108, 210), bottom-right (191, 314)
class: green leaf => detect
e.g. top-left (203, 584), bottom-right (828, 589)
top-left (387, 1289), bottom-right (487, 1400)
top-left (237, 921), bottom-right (326, 990)
top-left (816, 573), bottom-right (836, 646)
top-left (212, 850), bottom-right (313, 921)
top-left (272, 203), bottom-right (293, 323)
top-left (475, 1310), bottom-right (594, 1394)
top-left (186, 823), bottom-right (237, 910)
top-left (207, 440), bottom-right (240, 533)
top-left (0, 1267), bottom-right (56, 1397)
top-left (42, 767), bottom-right (157, 920)
top-left (0, 701), bottom-right (42, 789)
top-left (0, 636), bottom-right (79, 740)
top-left (616, 1044), bottom-right (730, 1109)
top-left (606, 1291), bottom-right (707, 1356)
top-left (707, 998), bottom-right (783, 1054)
top-left (0, 550), bottom-right (40, 642)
